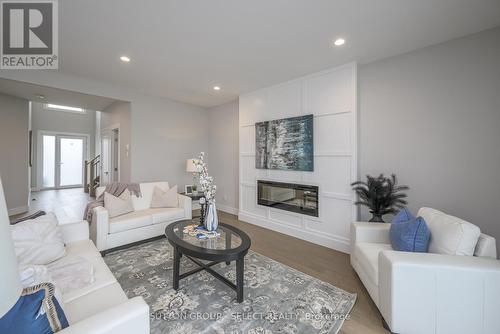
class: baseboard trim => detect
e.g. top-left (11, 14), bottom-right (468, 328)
top-left (217, 204), bottom-right (238, 215)
top-left (238, 211), bottom-right (350, 254)
top-left (8, 205), bottom-right (29, 216)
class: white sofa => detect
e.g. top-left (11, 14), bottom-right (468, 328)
top-left (57, 220), bottom-right (150, 334)
top-left (90, 182), bottom-right (192, 253)
top-left (351, 207), bottom-right (500, 334)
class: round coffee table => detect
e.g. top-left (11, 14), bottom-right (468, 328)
top-left (165, 220), bottom-right (251, 303)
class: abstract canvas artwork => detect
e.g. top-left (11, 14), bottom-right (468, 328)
top-left (255, 114), bottom-right (314, 171)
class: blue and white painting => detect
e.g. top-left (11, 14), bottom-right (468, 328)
top-left (255, 114), bottom-right (314, 171)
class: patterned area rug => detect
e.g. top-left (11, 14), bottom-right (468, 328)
top-left (104, 238), bottom-right (356, 334)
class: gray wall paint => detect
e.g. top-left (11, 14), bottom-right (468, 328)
top-left (0, 71), bottom-right (210, 191)
top-left (101, 101), bottom-right (132, 182)
top-left (130, 96), bottom-right (209, 187)
top-left (208, 100), bottom-right (239, 212)
top-left (31, 102), bottom-right (96, 188)
top-left (0, 93), bottom-right (29, 213)
top-left (359, 27), bottom-right (500, 255)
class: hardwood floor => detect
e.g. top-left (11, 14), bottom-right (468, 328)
top-left (219, 211), bottom-right (389, 334)
top-left (15, 188), bottom-right (388, 334)
top-left (11, 188), bottom-right (90, 224)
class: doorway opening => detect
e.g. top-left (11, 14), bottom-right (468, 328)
top-left (100, 127), bottom-right (120, 185)
top-left (40, 132), bottom-right (89, 189)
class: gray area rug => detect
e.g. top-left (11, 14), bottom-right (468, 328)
top-left (104, 238), bottom-right (357, 334)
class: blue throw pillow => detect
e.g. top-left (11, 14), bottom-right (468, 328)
top-left (0, 283), bottom-right (68, 334)
top-left (391, 207), bottom-right (414, 224)
top-left (390, 216), bottom-right (431, 252)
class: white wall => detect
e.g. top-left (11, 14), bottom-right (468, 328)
top-left (207, 100), bottom-right (239, 214)
top-left (101, 101), bottom-right (132, 182)
top-left (359, 27), bottom-right (500, 256)
top-left (0, 71), bottom-right (209, 190)
top-left (0, 93), bottom-right (29, 215)
top-left (31, 102), bottom-right (96, 189)
top-left (239, 63), bottom-right (357, 253)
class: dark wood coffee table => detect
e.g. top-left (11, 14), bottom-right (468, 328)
top-left (165, 220), bottom-right (251, 303)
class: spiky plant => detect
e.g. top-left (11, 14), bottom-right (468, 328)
top-left (351, 174), bottom-right (409, 222)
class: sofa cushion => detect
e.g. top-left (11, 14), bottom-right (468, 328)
top-left (63, 282), bottom-right (127, 324)
top-left (104, 191), bottom-right (134, 218)
top-left (149, 208), bottom-right (185, 224)
top-left (132, 182), bottom-right (170, 211)
top-left (61, 254), bottom-right (116, 303)
top-left (474, 233), bottom-right (497, 259)
top-left (150, 185), bottom-right (179, 208)
top-left (390, 217), bottom-right (430, 252)
top-left (418, 207), bottom-right (481, 256)
top-left (109, 211), bottom-right (153, 234)
top-left (353, 242), bottom-right (392, 286)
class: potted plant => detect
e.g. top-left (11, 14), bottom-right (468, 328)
top-left (351, 174), bottom-right (409, 222)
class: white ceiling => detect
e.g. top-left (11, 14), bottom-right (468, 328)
top-left (55, 0), bottom-right (500, 107)
top-left (0, 78), bottom-right (117, 111)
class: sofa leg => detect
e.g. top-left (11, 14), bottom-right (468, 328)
top-left (382, 318), bottom-right (396, 333)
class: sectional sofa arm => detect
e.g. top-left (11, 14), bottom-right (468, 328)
top-left (59, 297), bottom-right (150, 334)
top-left (378, 250), bottom-right (500, 334)
top-left (89, 206), bottom-right (109, 251)
top-left (350, 222), bottom-right (391, 245)
top-left (177, 194), bottom-right (192, 219)
top-left (59, 221), bottom-right (90, 244)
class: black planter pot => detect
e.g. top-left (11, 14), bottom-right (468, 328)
top-left (369, 213), bottom-right (385, 223)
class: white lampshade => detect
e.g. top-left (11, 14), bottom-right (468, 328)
top-left (0, 175), bottom-right (22, 316)
top-left (186, 158), bottom-right (200, 173)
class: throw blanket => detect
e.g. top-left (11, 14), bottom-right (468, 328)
top-left (83, 182), bottom-right (141, 222)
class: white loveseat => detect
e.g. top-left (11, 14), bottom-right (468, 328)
top-left (90, 182), bottom-right (192, 253)
top-left (351, 207), bottom-right (500, 334)
top-left (58, 221), bottom-right (149, 334)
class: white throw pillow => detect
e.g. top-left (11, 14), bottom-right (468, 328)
top-left (11, 212), bottom-right (66, 266)
top-left (417, 207), bottom-right (481, 256)
top-left (150, 185), bottom-right (178, 208)
top-left (104, 190), bottom-right (134, 218)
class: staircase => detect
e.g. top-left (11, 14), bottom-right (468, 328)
top-left (84, 155), bottom-right (101, 197)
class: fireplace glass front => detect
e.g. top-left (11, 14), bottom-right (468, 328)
top-left (257, 180), bottom-right (319, 217)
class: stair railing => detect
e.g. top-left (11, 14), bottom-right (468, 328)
top-left (84, 155), bottom-right (101, 197)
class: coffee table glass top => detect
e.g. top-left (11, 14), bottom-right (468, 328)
top-left (172, 220), bottom-right (242, 250)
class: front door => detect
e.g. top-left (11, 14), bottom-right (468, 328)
top-left (42, 134), bottom-right (87, 189)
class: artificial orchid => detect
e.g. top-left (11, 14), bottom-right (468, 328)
top-left (193, 152), bottom-right (217, 204)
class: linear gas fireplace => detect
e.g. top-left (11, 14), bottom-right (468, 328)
top-left (257, 180), bottom-right (319, 217)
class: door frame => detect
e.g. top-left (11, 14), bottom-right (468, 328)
top-left (37, 130), bottom-right (90, 190)
top-left (100, 124), bottom-right (120, 185)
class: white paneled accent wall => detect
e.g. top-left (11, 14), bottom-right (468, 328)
top-left (238, 63), bottom-right (357, 253)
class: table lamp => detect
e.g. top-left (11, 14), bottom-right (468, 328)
top-left (0, 175), bottom-right (22, 317)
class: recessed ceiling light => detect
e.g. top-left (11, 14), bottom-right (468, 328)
top-left (334, 38), bottom-right (346, 46)
top-left (120, 56), bottom-right (131, 63)
top-left (213, 86), bottom-right (221, 91)
top-left (35, 94), bottom-right (46, 99)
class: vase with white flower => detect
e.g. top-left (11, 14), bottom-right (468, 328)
top-left (193, 152), bottom-right (218, 231)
